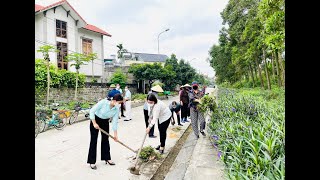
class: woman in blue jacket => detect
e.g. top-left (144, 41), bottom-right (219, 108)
top-left (87, 93), bottom-right (123, 170)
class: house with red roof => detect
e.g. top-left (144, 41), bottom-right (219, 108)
top-left (35, 0), bottom-right (111, 83)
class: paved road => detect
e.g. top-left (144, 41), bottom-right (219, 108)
top-left (35, 96), bottom-right (190, 180)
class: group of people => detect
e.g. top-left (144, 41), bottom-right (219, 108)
top-left (86, 82), bottom-right (207, 170)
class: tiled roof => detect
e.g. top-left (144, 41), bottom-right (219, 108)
top-left (133, 53), bottom-right (168, 62)
top-left (35, 0), bottom-right (87, 24)
top-left (35, 4), bottom-right (44, 12)
top-left (83, 24), bottom-right (111, 37)
top-left (35, 0), bottom-right (111, 36)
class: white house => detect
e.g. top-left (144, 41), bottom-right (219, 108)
top-left (35, 0), bottom-right (111, 83)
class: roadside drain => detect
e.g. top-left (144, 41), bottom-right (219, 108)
top-left (150, 125), bottom-right (192, 180)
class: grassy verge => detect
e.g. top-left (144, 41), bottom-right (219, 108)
top-left (207, 87), bottom-right (285, 179)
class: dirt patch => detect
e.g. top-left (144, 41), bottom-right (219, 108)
top-left (150, 125), bottom-right (192, 180)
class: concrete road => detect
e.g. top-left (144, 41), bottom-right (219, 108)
top-left (35, 96), bottom-right (190, 180)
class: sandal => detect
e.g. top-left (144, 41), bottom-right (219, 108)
top-left (106, 160), bottom-right (116, 165)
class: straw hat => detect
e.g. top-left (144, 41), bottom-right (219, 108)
top-left (181, 85), bottom-right (185, 88)
top-left (184, 84), bottom-right (191, 87)
top-left (151, 85), bottom-right (164, 92)
top-left (110, 84), bottom-right (116, 88)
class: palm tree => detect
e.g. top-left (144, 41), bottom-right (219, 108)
top-left (116, 43), bottom-right (128, 64)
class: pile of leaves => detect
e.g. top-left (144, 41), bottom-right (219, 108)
top-left (198, 94), bottom-right (217, 114)
top-left (139, 146), bottom-right (162, 162)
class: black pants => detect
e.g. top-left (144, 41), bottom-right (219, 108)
top-left (181, 103), bottom-right (188, 120)
top-left (187, 107), bottom-right (190, 117)
top-left (171, 110), bottom-right (181, 125)
top-left (144, 109), bottom-right (155, 136)
top-left (87, 115), bottom-right (111, 164)
top-left (158, 118), bottom-right (171, 147)
top-left (121, 102), bottom-right (124, 116)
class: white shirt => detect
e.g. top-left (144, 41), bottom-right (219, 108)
top-left (125, 89), bottom-right (131, 100)
top-left (148, 100), bottom-right (171, 127)
top-left (116, 88), bottom-right (122, 94)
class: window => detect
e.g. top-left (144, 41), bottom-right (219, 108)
top-left (56, 20), bottom-right (67, 38)
top-left (57, 42), bottom-right (68, 70)
top-left (82, 38), bottom-right (92, 55)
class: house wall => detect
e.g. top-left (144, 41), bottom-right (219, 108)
top-left (77, 29), bottom-right (104, 78)
top-left (35, 13), bottom-right (44, 59)
top-left (47, 6), bottom-right (78, 68)
top-left (34, 5), bottom-right (104, 80)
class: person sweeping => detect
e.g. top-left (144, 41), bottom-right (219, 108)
top-left (86, 93), bottom-right (123, 170)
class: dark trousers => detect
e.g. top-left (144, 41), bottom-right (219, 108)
top-left (87, 115), bottom-right (111, 164)
top-left (171, 111), bottom-right (181, 125)
top-left (181, 104), bottom-right (188, 120)
top-left (121, 102), bottom-right (124, 116)
top-left (158, 118), bottom-right (171, 147)
top-left (187, 107), bottom-right (190, 117)
top-left (144, 109), bottom-right (155, 136)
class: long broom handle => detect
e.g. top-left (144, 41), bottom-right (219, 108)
top-left (133, 132), bottom-right (148, 167)
top-left (99, 127), bottom-right (137, 153)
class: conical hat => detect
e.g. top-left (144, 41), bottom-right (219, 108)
top-left (184, 84), bottom-right (191, 87)
top-left (151, 85), bottom-right (164, 92)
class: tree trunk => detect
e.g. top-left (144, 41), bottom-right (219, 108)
top-left (278, 51), bottom-right (285, 87)
top-left (249, 64), bottom-right (255, 87)
top-left (75, 70), bottom-right (79, 100)
top-left (273, 51), bottom-right (281, 87)
top-left (271, 55), bottom-right (275, 79)
top-left (253, 63), bottom-right (258, 81)
top-left (46, 61), bottom-right (50, 106)
top-left (92, 60), bottom-right (94, 82)
top-left (263, 49), bottom-right (271, 90)
top-left (246, 70), bottom-right (250, 83)
top-left (255, 57), bottom-right (265, 89)
top-left (149, 80), bottom-right (153, 92)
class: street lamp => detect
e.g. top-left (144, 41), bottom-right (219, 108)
top-left (157, 28), bottom-right (170, 54)
top-left (189, 58), bottom-right (196, 62)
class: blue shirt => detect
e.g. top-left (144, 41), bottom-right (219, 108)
top-left (108, 89), bottom-right (121, 98)
top-left (89, 99), bottom-right (119, 131)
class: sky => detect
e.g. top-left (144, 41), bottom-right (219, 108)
top-left (36, 0), bottom-right (229, 78)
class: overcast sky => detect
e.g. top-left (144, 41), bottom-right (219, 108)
top-left (36, 0), bottom-right (229, 78)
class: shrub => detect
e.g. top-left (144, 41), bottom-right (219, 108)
top-left (139, 146), bottom-right (162, 162)
top-left (132, 93), bottom-right (147, 101)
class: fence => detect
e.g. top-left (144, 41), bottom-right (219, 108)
top-left (35, 84), bottom-right (139, 105)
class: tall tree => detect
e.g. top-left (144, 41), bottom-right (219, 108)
top-left (209, 28), bottom-right (236, 84)
top-left (258, 0), bottom-right (285, 87)
top-left (128, 63), bottom-right (164, 90)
